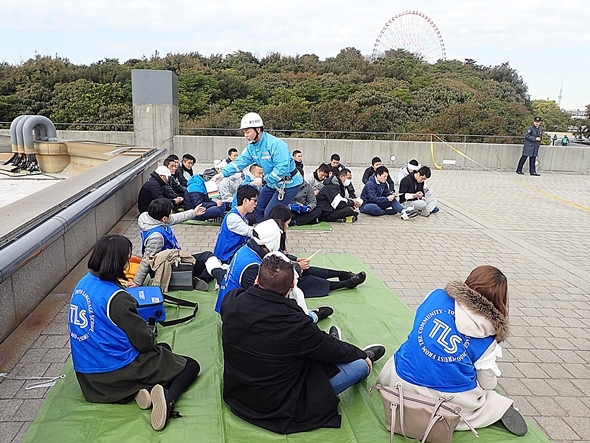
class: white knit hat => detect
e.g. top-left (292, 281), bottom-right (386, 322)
top-left (155, 165), bottom-right (171, 177)
top-left (253, 220), bottom-right (283, 252)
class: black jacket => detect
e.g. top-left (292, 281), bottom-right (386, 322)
top-left (221, 285), bottom-right (367, 434)
top-left (137, 171), bottom-right (176, 213)
top-left (316, 175), bottom-right (354, 213)
top-left (398, 172), bottom-right (424, 204)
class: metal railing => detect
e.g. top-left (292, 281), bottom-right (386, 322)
top-left (0, 122), bottom-right (524, 144)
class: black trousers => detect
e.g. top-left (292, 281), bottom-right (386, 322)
top-left (517, 155), bottom-right (537, 174)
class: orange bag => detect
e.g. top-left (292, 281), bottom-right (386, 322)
top-left (124, 255), bottom-right (142, 280)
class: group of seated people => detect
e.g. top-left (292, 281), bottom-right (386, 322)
top-left (138, 150), bottom-right (440, 229)
top-left (67, 148), bottom-right (527, 438)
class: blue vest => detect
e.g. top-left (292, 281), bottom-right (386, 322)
top-left (213, 207), bottom-right (250, 263)
top-left (140, 225), bottom-right (181, 255)
top-left (215, 244), bottom-right (261, 313)
top-left (69, 273), bottom-right (139, 374)
top-left (394, 289), bottom-right (494, 393)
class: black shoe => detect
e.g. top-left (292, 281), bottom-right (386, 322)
top-left (150, 385), bottom-right (181, 431)
top-left (312, 306), bottom-right (334, 321)
top-left (530, 172), bottom-right (540, 176)
top-left (347, 271), bottom-right (366, 288)
top-left (192, 277), bottom-right (209, 291)
top-left (339, 271), bottom-right (356, 281)
top-left (329, 325), bottom-right (342, 340)
top-left (499, 405), bottom-right (527, 436)
top-left (363, 344), bottom-right (386, 363)
top-left (516, 171), bottom-right (524, 175)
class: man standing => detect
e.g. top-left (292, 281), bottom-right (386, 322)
top-left (516, 116), bottom-right (543, 176)
top-left (212, 112), bottom-right (303, 221)
top-left (220, 254), bottom-right (385, 434)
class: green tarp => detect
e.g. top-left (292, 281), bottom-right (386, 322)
top-left (22, 254), bottom-right (548, 443)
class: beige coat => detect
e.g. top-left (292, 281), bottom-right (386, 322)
top-left (377, 281), bottom-right (513, 430)
top-left (147, 249), bottom-right (195, 292)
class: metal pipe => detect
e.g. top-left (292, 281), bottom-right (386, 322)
top-left (22, 115), bottom-right (58, 153)
top-left (0, 148), bottom-right (165, 284)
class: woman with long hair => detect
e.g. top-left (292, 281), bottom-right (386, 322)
top-left (68, 234), bottom-right (200, 431)
top-left (377, 265), bottom-right (527, 436)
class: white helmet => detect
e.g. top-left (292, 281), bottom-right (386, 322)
top-left (253, 219), bottom-right (282, 252)
top-left (240, 112), bottom-right (264, 130)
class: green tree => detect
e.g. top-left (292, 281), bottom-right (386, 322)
top-left (532, 100), bottom-right (571, 131)
top-left (50, 79), bottom-right (131, 129)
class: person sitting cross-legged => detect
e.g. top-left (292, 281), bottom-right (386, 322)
top-left (288, 180), bottom-right (322, 226)
top-left (183, 173), bottom-right (227, 221)
top-left (133, 198), bottom-right (225, 291)
top-left (362, 156), bottom-right (395, 192)
top-left (360, 165), bottom-right (417, 220)
top-left (398, 165), bottom-right (438, 217)
top-left (305, 163), bottom-right (331, 195)
top-left (316, 168), bottom-right (361, 223)
top-left (214, 185), bottom-right (259, 264)
top-left (220, 253), bottom-right (386, 434)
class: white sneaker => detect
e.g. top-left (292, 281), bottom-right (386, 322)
top-left (401, 207), bottom-right (418, 220)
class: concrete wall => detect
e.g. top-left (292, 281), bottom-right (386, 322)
top-left (172, 135), bottom-right (590, 174)
top-left (57, 130), bottom-right (134, 145)
top-left (4, 128), bottom-right (589, 173)
top-left (0, 154), bottom-right (160, 343)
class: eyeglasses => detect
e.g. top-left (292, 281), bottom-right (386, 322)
top-left (249, 198), bottom-right (257, 202)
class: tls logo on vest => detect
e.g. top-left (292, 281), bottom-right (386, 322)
top-left (429, 318), bottom-right (461, 353)
top-left (70, 305), bottom-right (88, 328)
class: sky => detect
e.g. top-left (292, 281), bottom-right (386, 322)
top-left (2, 0), bottom-right (589, 110)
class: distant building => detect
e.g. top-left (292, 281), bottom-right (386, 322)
top-left (564, 108), bottom-right (587, 119)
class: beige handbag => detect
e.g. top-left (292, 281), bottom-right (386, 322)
top-left (371, 383), bottom-right (479, 443)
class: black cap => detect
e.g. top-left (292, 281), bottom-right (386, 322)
top-left (533, 116), bottom-right (543, 122)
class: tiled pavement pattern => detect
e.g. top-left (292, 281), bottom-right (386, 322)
top-left (1, 165), bottom-right (589, 443)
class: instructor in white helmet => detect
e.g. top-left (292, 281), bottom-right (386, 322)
top-left (212, 112), bottom-right (303, 222)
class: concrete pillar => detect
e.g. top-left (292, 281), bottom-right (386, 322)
top-left (131, 69), bottom-right (179, 152)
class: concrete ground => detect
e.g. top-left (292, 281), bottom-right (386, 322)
top-left (0, 166), bottom-right (589, 443)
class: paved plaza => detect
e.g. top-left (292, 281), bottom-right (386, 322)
top-left (0, 166), bottom-right (589, 443)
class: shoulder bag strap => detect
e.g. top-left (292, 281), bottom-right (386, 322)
top-left (159, 294), bottom-right (199, 326)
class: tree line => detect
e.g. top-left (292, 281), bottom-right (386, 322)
top-left (0, 48), bottom-right (583, 142)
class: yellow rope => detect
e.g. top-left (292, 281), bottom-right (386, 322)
top-left (429, 135), bottom-right (443, 170)
top-left (429, 134), bottom-right (590, 212)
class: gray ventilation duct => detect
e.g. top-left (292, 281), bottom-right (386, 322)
top-left (4, 115), bottom-right (58, 172)
top-left (5, 115), bottom-right (30, 166)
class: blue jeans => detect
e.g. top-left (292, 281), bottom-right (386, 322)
top-left (360, 200), bottom-right (404, 216)
top-left (254, 185), bottom-right (300, 222)
top-left (194, 205), bottom-right (224, 221)
top-left (329, 359), bottom-right (370, 395)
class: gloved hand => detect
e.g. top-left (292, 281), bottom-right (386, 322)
top-left (290, 203), bottom-right (301, 212)
top-left (300, 205), bottom-right (310, 213)
top-left (211, 172), bottom-right (224, 183)
top-left (250, 177), bottom-right (263, 187)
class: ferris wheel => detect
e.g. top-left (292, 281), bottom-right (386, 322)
top-left (372, 11), bottom-right (446, 63)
